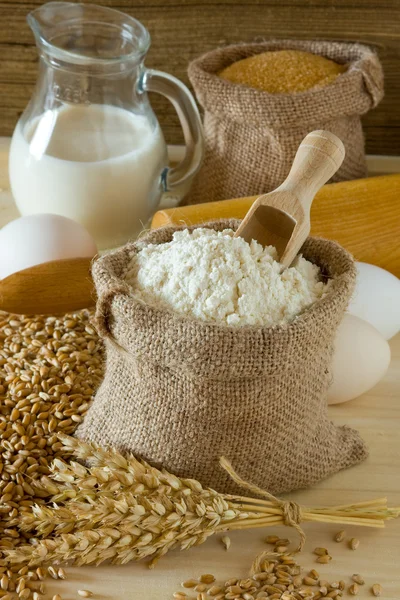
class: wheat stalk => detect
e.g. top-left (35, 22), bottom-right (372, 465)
top-left (4, 435), bottom-right (399, 569)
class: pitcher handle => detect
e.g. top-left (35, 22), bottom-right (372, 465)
top-left (140, 69), bottom-right (204, 191)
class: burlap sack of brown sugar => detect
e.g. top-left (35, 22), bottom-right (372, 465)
top-left (186, 40), bottom-right (384, 204)
top-left (77, 220), bottom-right (368, 495)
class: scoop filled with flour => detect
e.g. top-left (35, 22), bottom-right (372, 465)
top-left (124, 227), bottom-right (329, 327)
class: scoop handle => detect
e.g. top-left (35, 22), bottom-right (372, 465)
top-left (278, 130), bottom-right (345, 210)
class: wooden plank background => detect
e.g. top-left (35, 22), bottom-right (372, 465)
top-left (0, 0), bottom-right (399, 155)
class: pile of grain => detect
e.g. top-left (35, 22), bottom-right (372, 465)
top-left (174, 533), bottom-right (384, 599)
top-left (0, 310), bottom-right (103, 597)
top-left (218, 50), bottom-right (347, 94)
top-left (175, 555), bottom-right (340, 600)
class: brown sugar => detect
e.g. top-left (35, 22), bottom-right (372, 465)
top-left (219, 49), bottom-right (347, 93)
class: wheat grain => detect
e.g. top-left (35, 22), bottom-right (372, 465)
top-left (275, 539), bottom-right (290, 546)
top-left (208, 585), bottom-right (223, 595)
top-left (316, 555), bottom-right (332, 564)
top-left (1, 574), bottom-right (9, 590)
top-left (200, 574), bottom-right (215, 584)
top-left (372, 584), bottom-right (382, 596)
top-left (313, 547), bottom-right (328, 556)
top-left (182, 580), bottom-right (197, 588)
top-left (320, 586), bottom-right (328, 596)
top-left (334, 530), bottom-right (346, 542)
top-left (0, 310), bottom-right (103, 596)
top-left (349, 538), bottom-right (360, 550)
top-left (221, 535), bottom-right (231, 551)
top-left (330, 581), bottom-right (339, 589)
top-left (265, 535), bottom-right (279, 544)
top-left (47, 566), bottom-right (58, 580)
top-left (303, 576), bottom-right (318, 586)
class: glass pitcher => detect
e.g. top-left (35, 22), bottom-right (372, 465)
top-left (9, 2), bottom-right (203, 250)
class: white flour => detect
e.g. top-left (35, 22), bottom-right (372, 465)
top-left (125, 228), bottom-right (329, 327)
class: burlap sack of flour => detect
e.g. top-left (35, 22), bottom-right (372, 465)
top-left (186, 40), bottom-right (384, 204)
top-left (77, 220), bottom-right (368, 495)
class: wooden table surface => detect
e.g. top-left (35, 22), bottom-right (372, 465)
top-left (0, 138), bottom-right (399, 598)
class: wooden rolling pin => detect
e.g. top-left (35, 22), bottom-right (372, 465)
top-left (152, 174), bottom-right (400, 277)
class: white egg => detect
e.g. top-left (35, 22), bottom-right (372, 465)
top-left (328, 313), bottom-right (391, 405)
top-left (0, 214), bottom-right (97, 280)
top-left (347, 262), bottom-right (400, 340)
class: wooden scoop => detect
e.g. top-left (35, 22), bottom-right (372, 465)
top-left (235, 130), bottom-right (345, 267)
top-left (0, 257), bottom-right (96, 315)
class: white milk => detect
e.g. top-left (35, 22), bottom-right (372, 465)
top-left (9, 104), bottom-right (167, 249)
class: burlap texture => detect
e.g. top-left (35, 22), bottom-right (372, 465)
top-left (186, 40), bottom-right (384, 204)
top-left (77, 220), bottom-right (368, 495)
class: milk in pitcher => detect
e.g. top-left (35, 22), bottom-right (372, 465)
top-left (9, 104), bottom-right (167, 249)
